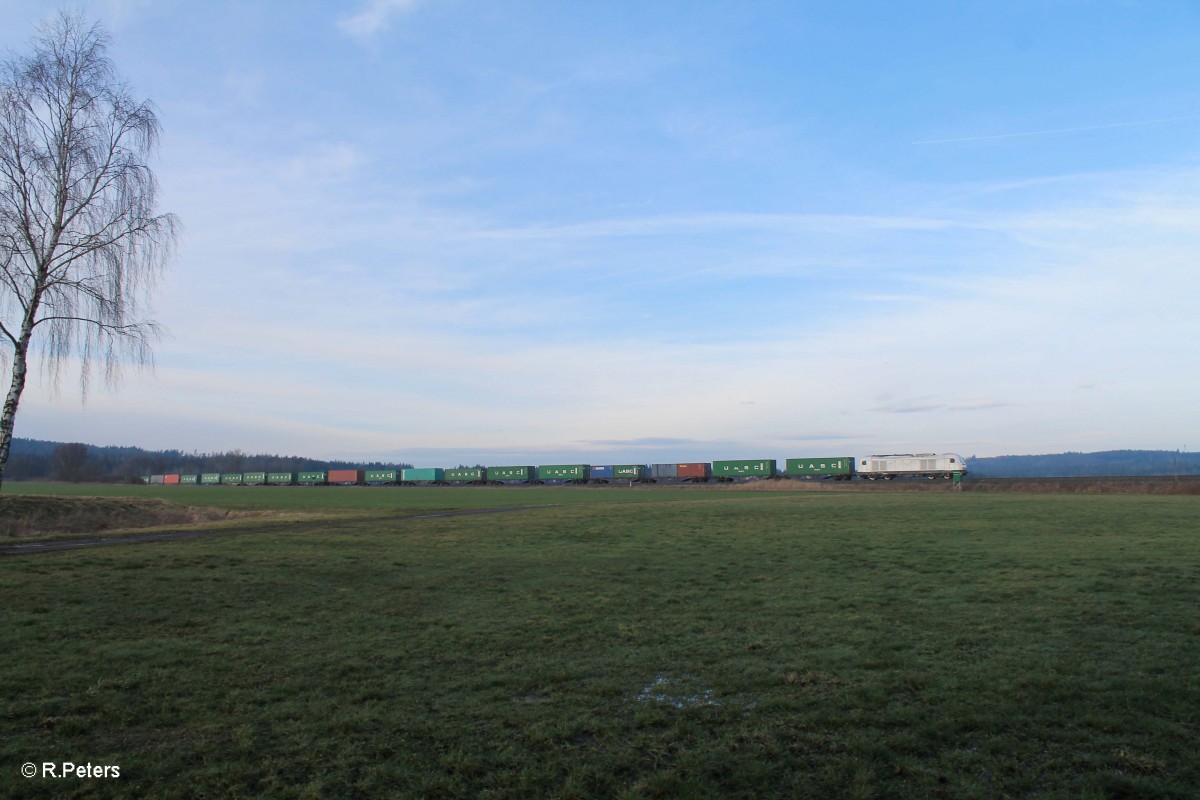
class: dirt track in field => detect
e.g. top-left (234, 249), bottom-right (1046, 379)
top-left (0, 505), bottom-right (558, 556)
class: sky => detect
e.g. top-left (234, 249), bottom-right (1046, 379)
top-left (2, 0), bottom-right (1199, 466)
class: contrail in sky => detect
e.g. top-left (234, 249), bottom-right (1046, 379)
top-left (913, 114), bottom-right (1198, 144)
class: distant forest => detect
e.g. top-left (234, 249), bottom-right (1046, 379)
top-left (966, 450), bottom-right (1200, 478)
top-left (4, 438), bottom-right (413, 483)
top-left (4, 438), bottom-right (1200, 482)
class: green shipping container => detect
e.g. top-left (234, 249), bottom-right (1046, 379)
top-left (220, 473), bottom-right (243, 485)
top-left (711, 459), bottom-right (777, 478)
top-left (297, 471), bottom-right (327, 485)
top-left (364, 469), bottom-right (400, 484)
top-left (268, 472), bottom-right (296, 485)
top-left (243, 471), bottom-right (267, 485)
top-left (403, 468), bottom-right (445, 483)
top-left (613, 464), bottom-right (648, 480)
top-left (785, 457), bottom-right (853, 479)
top-left (201, 473), bottom-right (220, 485)
top-left (179, 474), bottom-right (199, 485)
top-left (538, 464), bottom-right (590, 481)
top-left (488, 465), bottom-right (535, 482)
top-left (445, 467), bottom-right (485, 482)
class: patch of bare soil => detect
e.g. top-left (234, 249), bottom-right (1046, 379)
top-left (0, 495), bottom-right (251, 538)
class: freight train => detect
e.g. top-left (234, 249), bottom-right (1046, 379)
top-left (142, 453), bottom-right (967, 486)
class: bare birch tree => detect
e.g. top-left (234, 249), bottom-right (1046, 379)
top-left (0, 12), bottom-right (177, 490)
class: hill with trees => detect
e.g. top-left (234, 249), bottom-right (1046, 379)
top-left (965, 450), bottom-right (1200, 478)
top-left (4, 438), bottom-right (411, 483)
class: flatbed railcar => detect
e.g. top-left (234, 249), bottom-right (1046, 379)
top-left (537, 464), bottom-right (590, 484)
top-left (365, 469), bottom-right (400, 485)
top-left (678, 463), bottom-right (712, 482)
top-left (402, 467), bottom-right (446, 485)
top-left (328, 469), bottom-right (365, 485)
top-left (615, 464), bottom-right (649, 482)
top-left (712, 459), bottom-right (778, 482)
top-left (785, 457), bottom-right (854, 480)
top-left (590, 465), bottom-right (650, 484)
top-left (487, 465), bottom-right (537, 484)
top-left (649, 463), bottom-right (678, 482)
top-left (445, 467), bottom-right (486, 484)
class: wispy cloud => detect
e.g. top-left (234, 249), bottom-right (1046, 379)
top-left (338, 0), bottom-right (424, 41)
top-left (582, 437), bottom-right (717, 448)
top-left (222, 68), bottom-right (266, 106)
top-left (778, 433), bottom-right (872, 442)
top-left (874, 398), bottom-right (1015, 414)
top-left (913, 114), bottom-right (1200, 145)
top-left (281, 141), bottom-right (363, 182)
top-left (466, 212), bottom-right (955, 242)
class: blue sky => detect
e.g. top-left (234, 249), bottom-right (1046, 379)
top-left (4, 0), bottom-right (1199, 464)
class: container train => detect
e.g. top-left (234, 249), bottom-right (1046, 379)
top-left (142, 453), bottom-right (967, 486)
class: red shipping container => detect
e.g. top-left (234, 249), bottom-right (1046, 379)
top-left (676, 463), bottom-right (712, 479)
top-left (163, 474), bottom-right (181, 485)
top-left (328, 469), bottom-right (364, 484)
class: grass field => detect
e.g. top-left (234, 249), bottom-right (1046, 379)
top-left (2, 487), bottom-right (1198, 798)
top-left (5, 481), bottom-right (679, 515)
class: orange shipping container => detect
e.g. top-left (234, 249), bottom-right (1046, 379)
top-left (328, 469), bottom-right (364, 484)
top-left (163, 474), bottom-right (181, 485)
top-left (676, 463), bottom-right (712, 479)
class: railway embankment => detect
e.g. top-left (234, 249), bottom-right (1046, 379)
top-left (668, 476), bottom-right (1200, 494)
top-left (964, 475), bottom-right (1200, 494)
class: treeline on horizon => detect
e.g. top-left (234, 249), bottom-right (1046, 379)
top-left (966, 449), bottom-right (1200, 478)
top-left (6, 438), bottom-right (1200, 483)
top-left (4, 438), bottom-right (414, 483)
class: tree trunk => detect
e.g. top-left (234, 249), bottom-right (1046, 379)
top-left (0, 313), bottom-right (38, 493)
top-left (0, 351), bottom-right (30, 494)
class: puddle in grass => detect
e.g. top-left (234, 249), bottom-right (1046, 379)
top-left (637, 675), bottom-right (718, 708)
top-left (510, 674), bottom-right (757, 713)
top-left (635, 674), bottom-right (756, 712)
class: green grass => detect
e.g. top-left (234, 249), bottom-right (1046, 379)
top-left (2, 492), bottom-right (1198, 798)
top-left (6, 481), bottom-right (702, 513)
